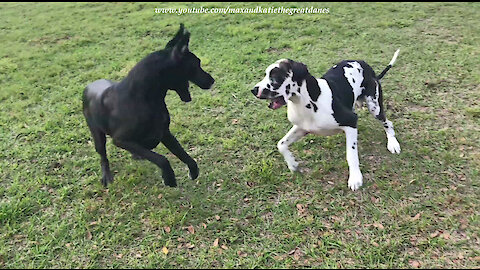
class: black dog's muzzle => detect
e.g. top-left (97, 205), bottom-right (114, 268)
top-left (192, 69), bottom-right (215, 90)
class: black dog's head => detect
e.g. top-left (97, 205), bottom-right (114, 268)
top-left (163, 24), bottom-right (215, 102)
top-left (251, 59), bottom-right (309, 109)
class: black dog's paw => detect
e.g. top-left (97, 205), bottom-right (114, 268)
top-left (101, 173), bottom-right (114, 187)
top-left (131, 153), bottom-right (145, 160)
top-left (188, 162), bottom-right (199, 180)
top-left (162, 167), bottom-right (177, 187)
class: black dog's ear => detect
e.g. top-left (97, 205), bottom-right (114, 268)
top-left (179, 31), bottom-right (190, 53)
top-left (291, 61), bottom-right (309, 83)
top-left (171, 30), bottom-right (190, 61)
top-left (165, 23), bottom-right (185, 49)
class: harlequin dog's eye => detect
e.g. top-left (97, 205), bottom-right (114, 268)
top-left (269, 67), bottom-right (287, 89)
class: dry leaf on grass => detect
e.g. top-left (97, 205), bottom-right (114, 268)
top-left (86, 231), bottom-right (92, 240)
top-left (470, 256), bottom-right (480, 262)
top-left (237, 251), bottom-right (247, 257)
top-left (441, 232), bottom-right (450, 240)
top-left (287, 248), bottom-right (304, 260)
top-left (409, 260), bottom-right (421, 268)
top-left (411, 213), bottom-right (421, 221)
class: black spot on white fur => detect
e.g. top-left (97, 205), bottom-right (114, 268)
top-left (306, 76), bottom-right (321, 102)
top-left (269, 67), bottom-right (288, 90)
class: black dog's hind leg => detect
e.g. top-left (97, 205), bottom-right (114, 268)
top-left (131, 153), bottom-right (145, 160)
top-left (112, 140), bottom-right (177, 187)
top-left (161, 130), bottom-right (199, 180)
top-left (88, 125), bottom-right (114, 187)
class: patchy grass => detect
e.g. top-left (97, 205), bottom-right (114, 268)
top-left (1, 2), bottom-right (479, 268)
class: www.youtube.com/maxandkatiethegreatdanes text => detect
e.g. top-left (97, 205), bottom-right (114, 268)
top-left (154, 6), bottom-right (330, 16)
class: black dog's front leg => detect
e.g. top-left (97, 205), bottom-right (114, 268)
top-left (112, 139), bottom-right (177, 187)
top-left (161, 131), bottom-right (199, 180)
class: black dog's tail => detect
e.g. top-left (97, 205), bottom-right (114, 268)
top-left (377, 49), bottom-right (400, 80)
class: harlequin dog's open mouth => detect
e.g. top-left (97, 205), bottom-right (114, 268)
top-left (268, 96), bottom-right (287, 110)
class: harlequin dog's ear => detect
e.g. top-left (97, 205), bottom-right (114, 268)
top-left (291, 61), bottom-right (309, 83)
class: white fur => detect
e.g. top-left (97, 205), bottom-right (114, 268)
top-left (343, 61), bottom-right (365, 102)
top-left (277, 125), bottom-right (305, 172)
top-left (343, 127), bottom-right (363, 191)
top-left (389, 49), bottom-right (400, 66)
top-left (287, 79), bottom-right (340, 133)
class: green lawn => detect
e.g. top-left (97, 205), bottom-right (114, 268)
top-left (1, 2), bottom-right (479, 268)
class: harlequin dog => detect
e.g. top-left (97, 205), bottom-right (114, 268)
top-left (83, 24), bottom-right (214, 187)
top-left (251, 50), bottom-right (401, 191)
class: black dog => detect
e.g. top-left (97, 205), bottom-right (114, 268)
top-left (82, 24), bottom-right (214, 187)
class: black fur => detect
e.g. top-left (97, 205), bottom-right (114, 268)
top-left (321, 61), bottom-right (358, 128)
top-left (270, 67), bottom-right (288, 90)
top-left (290, 60), bottom-right (308, 85)
top-left (82, 24), bottom-right (214, 187)
top-left (377, 65), bottom-right (392, 80)
top-left (305, 75), bottom-right (321, 102)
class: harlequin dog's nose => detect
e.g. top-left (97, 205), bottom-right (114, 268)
top-left (251, 86), bottom-right (259, 96)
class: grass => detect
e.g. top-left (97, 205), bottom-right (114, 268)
top-left (1, 2), bottom-right (479, 268)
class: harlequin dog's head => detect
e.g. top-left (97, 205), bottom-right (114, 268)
top-left (251, 59), bottom-right (309, 109)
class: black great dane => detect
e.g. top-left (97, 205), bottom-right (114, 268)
top-left (83, 24), bottom-right (214, 187)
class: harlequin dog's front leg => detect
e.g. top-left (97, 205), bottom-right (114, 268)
top-left (277, 125), bottom-right (308, 172)
top-left (343, 127), bottom-right (363, 191)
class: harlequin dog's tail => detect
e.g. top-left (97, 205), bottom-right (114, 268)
top-left (377, 49), bottom-right (400, 80)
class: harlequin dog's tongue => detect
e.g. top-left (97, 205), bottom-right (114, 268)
top-left (268, 96), bottom-right (286, 110)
